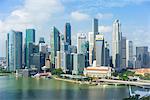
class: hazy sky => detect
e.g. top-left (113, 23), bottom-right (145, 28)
top-left (0, 0), bottom-right (150, 57)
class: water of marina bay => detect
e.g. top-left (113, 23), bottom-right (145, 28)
top-left (0, 75), bottom-right (146, 100)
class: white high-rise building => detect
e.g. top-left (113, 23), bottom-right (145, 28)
top-left (112, 20), bottom-right (122, 68)
top-left (126, 40), bottom-right (133, 68)
top-left (88, 32), bottom-right (94, 65)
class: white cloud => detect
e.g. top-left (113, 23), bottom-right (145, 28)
top-left (96, 13), bottom-right (113, 19)
top-left (99, 25), bottom-right (112, 33)
top-left (0, 0), bottom-right (64, 33)
top-left (0, 0), bottom-right (64, 57)
top-left (70, 11), bottom-right (90, 21)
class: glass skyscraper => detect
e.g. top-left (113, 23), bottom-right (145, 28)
top-left (136, 46), bottom-right (149, 68)
top-left (50, 26), bottom-right (60, 67)
top-left (25, 29), bottom-right (35, 68)
top-left (95, 34), bottom-right (105, 66)
top-left (92, 18), bottom-right (99, 61)
top-left (64, 23), bottom-right (71, 45)
top-left (7, 30), bottom-right (22, 71)
top-left (121, 37), bottom-right (126, 68)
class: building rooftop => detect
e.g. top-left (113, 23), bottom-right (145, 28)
top-left (84, 66), bottom-right (111, 71)
top-left (134, 68), bottom-right (150, 75)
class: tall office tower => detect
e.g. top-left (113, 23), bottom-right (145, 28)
top-left (29, 43), bottom-right (45, 71)
top-left (7, 30), bottom-right (22, 71)
top-left (92, 18), bottom-right (99, 35)
top-left (72, 53), bottom-right (85, 75)
top-left (88, 32), bottom-right (94, 65)
top-left (105, 41), bottom-right (110, 66)
top-left (112, 19), bottom-right (122, 68)
top-left (39, 37), bottom-right (47, 53)
top-left (92, 18), bottom-right (99, 60)
top-left (133, 55), bottom-right (136, 69)
top-left (126, 40), bottom-right (133, 68)
top-left (95, 34), bottom-right (105, 66)
top-left (121, 37), bottom-right (126, 68)
top-left (77, 33), bottom-right (87, 54)
top-left (50, 27), bottom-right (60, 68)
top-left (25, 29), bottom-right (35, 68)
top-left (136, 46), bottom-right (149, 68)
top-left (64, 23), bottom-right (71, 45)
top-left (6, 40), bottom-right (8, 70)
top-left (59, 34), bottom-right (64, 71)
top-left (60, 34), bottom-right (72, 73)
top-left (84, 41), bottom-right (89, 67)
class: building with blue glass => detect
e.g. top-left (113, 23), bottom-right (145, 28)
top-left (25, 29), bottom-right (35, 68)
top-left (50, 26), bottom-right (60, 68)
top-left (65, 23), bottom-right (71, 45)
top-left (7, 30), bottom-right (22, 71)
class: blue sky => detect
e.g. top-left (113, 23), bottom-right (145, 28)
top-left (0, 0), bottom-right (150, 57)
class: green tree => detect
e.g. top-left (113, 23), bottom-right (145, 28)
top-left (51, 68), bottom-right (64, 76)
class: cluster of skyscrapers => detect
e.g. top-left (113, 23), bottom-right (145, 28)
top-left (5, 18), bottom-right (150, 74)
top-left (6, 29), bottom-right (49, 72)
top-left (112, 20), bottom-right (150, 70)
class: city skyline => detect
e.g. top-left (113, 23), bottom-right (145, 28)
top-left (0, 0), bottom-right (150, 57)
top-left (0, 1), bottom-right (150, 100)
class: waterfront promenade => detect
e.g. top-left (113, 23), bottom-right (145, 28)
top-left (53, 75), bottom-right (150, 88)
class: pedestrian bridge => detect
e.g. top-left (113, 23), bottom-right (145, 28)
top-left (97, 79), bottom-right (150, 89)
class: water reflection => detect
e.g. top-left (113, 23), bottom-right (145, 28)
top-left (0, 76), bottom-right (131, 100)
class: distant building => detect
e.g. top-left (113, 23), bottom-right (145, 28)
top-left (134, 68), bottom-right (150, 76)
top-left (72, 53), bottom-right (85, 75)
top-left (92, 18), bottom-right (99, 61)
top-left (121, 36), bottom-right (126, 68)
top-left (64, 23), bottom-right (71, 45)
top-left (92, 18), bottom-right (99, 35)
top-left (84, 66), bottom-right (112, 78)
top-left (59, 34), bottom-right (73, 73)
top-left (126, 40), bottom-right (133, 68)
top-left (30, 53), bottom-right (40, 71)
top-left (112, 20), bottom-right (122, 68)
top-left (136, 46), bottom-right (149, 68)
top-left (25, 29), bottom-right (35, 68)
top-left (61, 52), bottom-right (72, 74)
top-left (88, 32), bottom-right (94, 65)
top-left (69, 45), bottom-right (77, 53)
top-left (104, 41), bottom-right (110, 66)
top-left (61, 42), bottom-right (69, 53)
top-left (77, 33), bottom-right (87, 54)
top-left (7, 30), bottom-right (23, 71)
top-left (28, 43), bottom-right (46, 71)
top-left (84, 41), bottom-right (89, 67)
top-left (55, 51), bottom-right (61, 69)
top-left (45, 54), bottom-right (51, 68)
top-left (39, 37), bottom-right (47, 53)
top-left (50, 27), bottom-right (60, 68)
top-left (6, 40), bottom-right (8, 70)
top-left (95, 34), bottom-right (105, 66)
